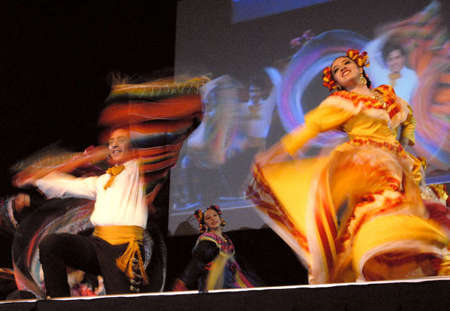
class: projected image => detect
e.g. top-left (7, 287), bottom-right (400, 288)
top-left (171, 0), bottom-right (449, 239)
top-left (170, 66), bottom-right (291, 234)
top-left (231, 0), bottom-right (334, 23)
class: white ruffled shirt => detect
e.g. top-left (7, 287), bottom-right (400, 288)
top-left (35, 160), bottom-right (148, 228)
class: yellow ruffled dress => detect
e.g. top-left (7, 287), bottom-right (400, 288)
top-left (248, 85), bottom-right (449, 284)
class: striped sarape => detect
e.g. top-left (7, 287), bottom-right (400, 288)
top-left (99, 76), bottom-right (210, 205)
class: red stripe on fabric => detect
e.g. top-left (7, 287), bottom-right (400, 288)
top-left (250, 190), bottom-right (309, 251)
top-left (331, 87), bottom-right (401, 119)
top-left (247, 166), bottom-right (309, 251)
top-left (375, 252), bottom-right (441, 266)
top-left (143, 170), bottom-right (168, 182)
top-left (314, 191), bottom-right (334, 279)
top-left (99, 95), bottom-right (203, 126)
top-left (319, 168), bottom-right (337, 239)
top-left (312, 166), bottom-right (340, 280)
top-left (129, 119), bottom-right (194, 133)
top-left (137, 144), bottom-right (182, 157)
top-left (140, 157), bottom-right (177, 172)
top-left (140, 152), bottom-right (178, 164)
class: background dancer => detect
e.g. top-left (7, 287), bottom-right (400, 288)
top-left (173, 205), bottom-right (254, 291)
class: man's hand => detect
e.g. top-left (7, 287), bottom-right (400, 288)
top-left (13, 146), bottom-right (109, 188)
top-left (13, 193), bottom-right (31, 212)
top-left (13, 169), bottom-right (40, 188)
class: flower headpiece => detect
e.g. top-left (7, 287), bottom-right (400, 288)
top-left (194, 205), bottom-right (226, 233)
top-left (322, 48), bottom-right (370, 91)
top-left (194, 209), bottom-right (206, 233)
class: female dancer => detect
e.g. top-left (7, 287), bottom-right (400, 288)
top-left (248, 49), bottom-right (449, 284)
top-left (174, 205), bottom-right (253, 291)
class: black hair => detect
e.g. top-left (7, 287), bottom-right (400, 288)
top-left (382, 43), bottom-right (406, 62)
top-left (249, 70), bottom-right (273, 100)
top-left (362, 69), bottom-right (372, 89)
top-left (331, 57), bottom-right (372, 90)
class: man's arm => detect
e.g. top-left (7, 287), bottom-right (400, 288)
top-left (13, 146), bottom-right (108, 188)
top-left (35, 173), bottom-right (98, 200)
top-left (0, 193), bottom-right (33, 232)
top-left (14, 146), bottom-right (108, 200)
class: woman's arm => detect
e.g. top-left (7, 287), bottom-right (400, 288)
top-left (399, 104), bottom-right (416, 146)
top-left (178, 240), bottom-right (219, 290)
top-left (256, 97), bottom-right (356, 165)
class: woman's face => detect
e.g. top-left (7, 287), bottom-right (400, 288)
top-left (331, 57), bottom-right (362, 89)
top-left (204, 208), bottom-right (221, 231)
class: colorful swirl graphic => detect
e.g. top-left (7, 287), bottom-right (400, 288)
top-left (278, 29), bottom-right (368, 146)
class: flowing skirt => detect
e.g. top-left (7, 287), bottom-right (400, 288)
top-left (248, 141), bottom-right (449, 283)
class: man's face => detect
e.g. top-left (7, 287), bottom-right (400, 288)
top-left (386, 49), bottom-right (405, 74)
top-left (249, 84), bottom-right (263, 104)
top-left (108, 129), bottom-right (131, 163)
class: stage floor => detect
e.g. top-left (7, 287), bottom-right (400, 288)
top-left (1, 277), bottom-right (449, 311)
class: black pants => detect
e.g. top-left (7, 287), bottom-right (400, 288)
top-left (39, 233), bottom-right (131, 297)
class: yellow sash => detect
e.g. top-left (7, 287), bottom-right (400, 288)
top-left (93, 225), bottom-right (149, 284)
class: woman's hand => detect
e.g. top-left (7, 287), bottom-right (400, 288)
top-left (399, 136), bottom-right (410, 147)
top-left (254, 142), bottom-right (292, 166)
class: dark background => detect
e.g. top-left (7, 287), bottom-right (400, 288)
top-left (0, 0), bottom-right (308, 288)
top-left (0, 0), bottom-right (178, 277)
top-left (1, 0), bottom-right (178, 196)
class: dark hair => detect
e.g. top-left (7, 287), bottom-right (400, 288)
top-left (207, 205), bottom-right (222, 217)
top-left (195, 205), bottom-right (226, 233)
top-left (100, 126), bottom-right (133, 147)
top-left (382, 43), bottom-right (406, 62)
top-left (361, 69), bottom-right (372, 89)
top-left (249, 70), bottom-right (273, 100)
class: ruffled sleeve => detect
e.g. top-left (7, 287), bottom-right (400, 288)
top-left (281, 95), bottom-right (359, 155)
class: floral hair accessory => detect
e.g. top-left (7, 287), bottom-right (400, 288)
top-left (322, 66), bottom-right (337, 91)
top-left (346, 49), bottom-right (370, 68)
top-left (194, 209), bottom-right (207, 233)
top-left (322, 48), bottom-right (370, 91)
top-left (208, 204), bottom-right (222, 216)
